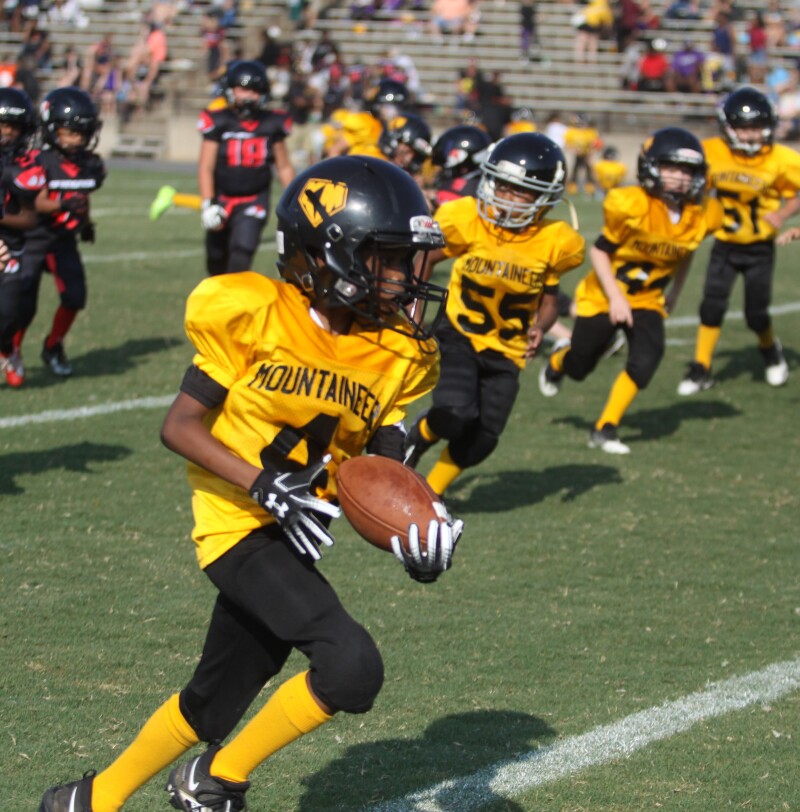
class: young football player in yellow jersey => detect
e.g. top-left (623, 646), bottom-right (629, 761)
top-left (594, 145), bottom-right (628, 196)
top-left (677, 87), bottom-right (800, 394)
top-left (38, 156), bottom-right (463, 812)
top-left (565, 114), bottom-right (600, 195)
top-left (403, 132), bottom-right (585, 496)
top-left (539, 128), bottom-right (722, 454)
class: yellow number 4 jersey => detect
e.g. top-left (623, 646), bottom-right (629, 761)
top-left (703, 136), bottom-right (800, 244)
top-left (436, 196), bottom-right (585, 367)
top-left (184, 272), bottom-right (440, 568)
top-left (576, 186), bottom-right (724, 318)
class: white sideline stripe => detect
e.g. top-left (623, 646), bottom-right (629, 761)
top-left (0, 395), bottom-right (174, 428)
top-left (83, 247), bottom-right (204, 264)
top-left (365, 657), bottom-right (800, 812)
top-left (668, 300), bottom-right (800, 327)
top-left (1, 299), bottom-right (798, 431)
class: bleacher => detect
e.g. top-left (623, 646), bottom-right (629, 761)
top-left (4, 0), bottom-right (794, 159)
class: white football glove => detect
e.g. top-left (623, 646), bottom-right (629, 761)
top-left (250, 454), bottom-right (341, 560)
top-left (201, 200), bottom-right (228, 231)
top-left (391, 503), bottom-right (464, 583)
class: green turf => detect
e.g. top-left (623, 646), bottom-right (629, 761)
top-left (2, 169), bottom-right (799, 811)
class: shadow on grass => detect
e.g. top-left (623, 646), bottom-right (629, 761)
top-left (0, 442), bottom-right (132, 495)
top-left (298, 709), bottom-right (556, 812)
top-left (553, 398), bottom-right (741, 445)
top-left (445, 463), bottom-right (624, 514)
top-left (712, 343), bottom-right (800, 384)
top-left (19, 336), bottom-right (184, 388)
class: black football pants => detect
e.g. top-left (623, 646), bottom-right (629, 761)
top-left (563, 309), bottom-right (665, 390)
top-left (178, 527), bottom-right (384, 744)
top-left (426, 321), bottom-right (520, 469)
top-left (698, 239), bottom-right (774, 333)
top-left (205, 196), bottom-right (270, 276)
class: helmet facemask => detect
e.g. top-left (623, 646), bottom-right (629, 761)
top-left (718, 89), bottom-right (776, 157)
top-left (477, 158), bottom-right (565, 229)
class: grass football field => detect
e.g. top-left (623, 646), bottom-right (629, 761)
top-left (2, 167), bottom-right (799, 811)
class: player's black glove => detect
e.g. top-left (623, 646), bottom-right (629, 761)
top-left (60, 194), bottom-right (89, 220)
top-left (80, 222), bottom-right (96, 243)
top-left (391, 508), bottom-right (464, 583)
top-left (249, 454), bottom-right (341, 560)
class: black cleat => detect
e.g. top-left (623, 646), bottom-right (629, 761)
top-left (166, 746), bottom-right (249, 812)
top-left (41, 341), bottom-right (73, 377)
top-left (39, 771), bottom-right (96, 812)
top-left (677, 361), bottom-right (714, 396)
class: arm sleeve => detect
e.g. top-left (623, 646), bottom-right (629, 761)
top-left (179, 364), bottom-right (229, 408)
top-left (366, 424), bottom-right (405, 461)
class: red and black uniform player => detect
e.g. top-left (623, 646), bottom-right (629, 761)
top-left (0, 87), bottom-right (44, 387)
top-left (198, 60), bottom-right (295, 276)
top-left (429, 124), bottom-right (491, 212)
top-left (13, 86), bottom-right (105, 379)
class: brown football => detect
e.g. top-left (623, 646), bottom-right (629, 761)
top-left (336, 455), bottom-right (442, 552)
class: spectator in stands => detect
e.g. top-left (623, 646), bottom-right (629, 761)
top-left (256, 26), bottom-right (283, 71)
top-left (455, 56), bottom-right (483, 116)
top-left (615, 0), bottom-right (642, 53)
top-left (201, 8), bottom-right (229, 86)
top-left (56, 45), bottom-right (81, 87)
top-left (747, 10), bottom-right (768, 85)
top-left (122, 19), bottom-right (169, 112)
top-left (671, 39), bottom-right (704, 93)
top-left (17, 23), bottom-right (51, 71)
top-left (711, 11), bottom-right (737, 83)
top-left (636, 36), bottom-right (670, 92)
top-left (429, 0), bottom-right (479, 43)
top-left (13, 53), bottom-right (40, 101)
top-left (664, 0), bottom-right (700, 21)
top-left (40, 0), bottom-right (89, 28)
top-left (81, 32), bottom-right (115, 100)
top-left (620, 37), bottom-right (644, 89)
top-left (764, 0), bottom-right (786, 49)
top-left (474, 69), bottom-right (511, 140)
top-left (572, 0), bottom-right (613, 64)
top-left (520, 0), bottom-right (540, 62)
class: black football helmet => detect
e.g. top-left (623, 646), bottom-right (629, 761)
top-left (477, 132), bottom-right (566, 229)
top-left (718, 86), bottom-right (776, 156)
top-left (276, 156), bottom-right (447, 342)
top-left (222, 59), bottom-right (270, 118)
top-left (367, 78), bottom-right (408, 121)
top-left (378, 114), bottom-right (432, 173)
top-left (0, 87), bottom-right (36, 157)
top-left (40, 87), bottom-right (101, 154)
top-left (431, 125), bottom-right (491, 181)
top-left (602, 146), bottom-right (620, 161)
top-left (637, 127), bottom-right (707, 206)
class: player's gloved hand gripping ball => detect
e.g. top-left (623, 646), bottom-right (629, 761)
top-left (336, 455), bottom-right (463, 583)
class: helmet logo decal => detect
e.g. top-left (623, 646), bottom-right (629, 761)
top-left (299, 178), bottom-right (348, 227)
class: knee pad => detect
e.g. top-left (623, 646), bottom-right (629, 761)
top-left (744, 306), bottom-right (770, 334)
top-left (448, 428), bottom-right (498, 469)
top-left (179, 686), bottom-right (236, 744)
top-left (562, 351), bottom-right (596, 382)
top-left (699, 297), bottom-right (726, 328)
top-left (310, 624), bottom-right (384, 714)
top-left (427, 406), bottom-right (474, 441)
top-left (60, 285), bottom-right (86, 311)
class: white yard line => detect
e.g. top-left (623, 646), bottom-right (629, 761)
top-left (365, 657), bottom-right (800, 812)
top-left (0, 395), bottom-right (175, 428)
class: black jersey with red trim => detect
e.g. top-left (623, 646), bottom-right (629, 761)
top-left (0, 149), bottom-right (47, 251)
top-left (197, 107), bottom-right (292, 198)
top-left (34, 146), bottom-right (106, 235)
top-left (434, 169), bottom-right (481, 210)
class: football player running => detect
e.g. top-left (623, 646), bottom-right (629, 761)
top-left (404, 132), bottom-right (585, 496)
top-left (539, 127), bottom-right (722, 454)
top-left (677, 87), bottom-right (800, 394)
top-left (0, 87), bottom-right (43, 387)
top-left (12, 86), bottom-right (106, 380)
top-left (38, 156), bottom-right (463, 812)
top-left (197, 59), bottom-right (294, 275)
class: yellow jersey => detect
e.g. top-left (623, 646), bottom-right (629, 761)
top-left (703, 136), bottom-right (800, 244)
top-left (184, 272), bottom-right (439, 568)
top-left (576, 186), bottom-right (724, 317)
top-left (436, 196), bottom-right (585, 367)
top-left (565, 126), bottom-right (600, 157)
top-left (594, 158), bottom-right (627, 191)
